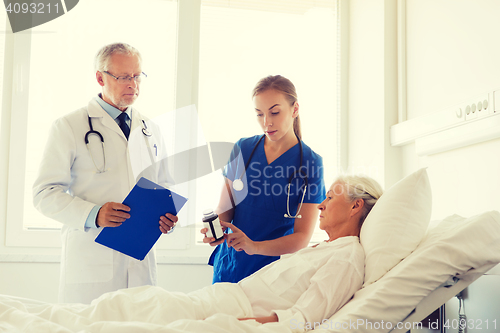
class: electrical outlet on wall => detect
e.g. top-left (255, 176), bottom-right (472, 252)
top-left (464, 103), bottom-right (477, 121)
top-left (477, 94), bottom-right (491, 118)
top-left (464, 94), bottom-right (489, 121)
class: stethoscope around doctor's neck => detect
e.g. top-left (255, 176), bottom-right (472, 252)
top-left (232, 134), bottom-right (308, 219)
top-left (85, 115), bottom-right (152, 173)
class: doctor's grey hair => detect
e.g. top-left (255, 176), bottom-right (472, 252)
top-left (334, 175), bottom-right (384, 227)
top-left (94, 43), bottom-right (142, 72)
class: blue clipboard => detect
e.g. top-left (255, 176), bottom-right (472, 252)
top-left (95, 177), bottom-right (188, 260)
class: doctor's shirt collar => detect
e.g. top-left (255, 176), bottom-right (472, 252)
top-left (95, 93), bottom-right (132, 124)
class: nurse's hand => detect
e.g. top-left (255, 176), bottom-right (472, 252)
top-left (96, 202), bottom-right (130, 228)
top-left (200, 225), bottom-right (227, 246)
top-left (222, 221), bottom-right (258, 255)
top-left (159, 213), bottom-right (178, 234)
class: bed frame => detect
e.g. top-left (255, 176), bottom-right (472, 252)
top-left (392, 264), bottom-right (495, 333)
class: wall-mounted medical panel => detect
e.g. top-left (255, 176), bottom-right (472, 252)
top-left (415, 113), bottom-right (500, 156)
top-left (391, 90), bottom-right (500, 156)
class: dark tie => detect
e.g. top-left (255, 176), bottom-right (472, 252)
top-left (117, 112), bottom-right (130, 139)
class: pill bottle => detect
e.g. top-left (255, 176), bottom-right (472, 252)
top-left (202, 209), bottom-right (224, 241)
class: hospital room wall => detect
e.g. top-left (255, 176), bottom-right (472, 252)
top-left (403, 2), bottom-right (500, 332)
top-left (402, 0), bottom-right (500, 221)
top-left (347, 0), bottom-right (500, 218)
top-left (347, 1), bottom-right (500, 332)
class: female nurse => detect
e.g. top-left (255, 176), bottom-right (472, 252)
top-left (203, 75), bottom-right (326, 283)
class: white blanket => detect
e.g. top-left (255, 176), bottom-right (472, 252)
top-left (0, 284), bottom-right (296, 333)
top-left (0, 237), bottom-right (364, 333)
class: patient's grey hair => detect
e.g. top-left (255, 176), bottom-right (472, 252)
top-left (94, 43), bottom-right (142, 72)
top-left (335, 175), bottom-right (384, 227)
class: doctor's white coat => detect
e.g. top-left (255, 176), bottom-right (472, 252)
top-left (33, 97), bottom-right (170, 304)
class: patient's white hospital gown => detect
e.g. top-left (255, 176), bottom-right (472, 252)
top-left (241, 235), bottom-right (364, 325)
top-left (0, 236), bottom-right (363, 333)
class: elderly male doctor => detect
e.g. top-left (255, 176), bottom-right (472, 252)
top-left (33, 43), bottom-right (177, 304)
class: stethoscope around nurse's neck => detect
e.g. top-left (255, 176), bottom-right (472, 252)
top-left (232, 134), bottom-right (308, 219)
top-left (85, 115), bottom-right (152, 173)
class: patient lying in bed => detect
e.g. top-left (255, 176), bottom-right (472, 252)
top-left (0, 175), bottom-right (383, 332)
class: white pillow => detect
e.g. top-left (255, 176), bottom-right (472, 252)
top-left (360, 168), bottom-right (432, 286)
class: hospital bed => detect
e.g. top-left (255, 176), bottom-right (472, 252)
top-left (317, 211), bottom-right (500, 333)
top-left (1, 168), bottom-right (500, 333)
top-left (312, 168), bottom-right (500, 333)
top-left (312, 167), bottom-right (500, 333)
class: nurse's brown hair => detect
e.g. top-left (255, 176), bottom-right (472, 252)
top-left (252, 75), bottom-right (301, 140)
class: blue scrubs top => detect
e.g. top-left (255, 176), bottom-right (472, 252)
top-left (208, 135), bottom-right (325, 283)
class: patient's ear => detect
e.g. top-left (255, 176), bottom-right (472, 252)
top-left (350, 199), bottom-right (365, 217)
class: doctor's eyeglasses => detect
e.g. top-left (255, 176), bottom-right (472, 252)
top-left (103, 71), bottom-right (147, 84)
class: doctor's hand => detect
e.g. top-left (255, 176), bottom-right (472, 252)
top-left (159, 213), bottom-right (178, 234)
top-left (221, 221), bottom-right (259, 255)
top-left (96, 202), bottom-right (130, 228)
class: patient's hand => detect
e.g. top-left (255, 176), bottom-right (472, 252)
top-left (239, 314), bottom-right (278, 324)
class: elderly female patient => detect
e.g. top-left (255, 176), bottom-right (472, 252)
top-left (1, 176), bottom-right (383, 330)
